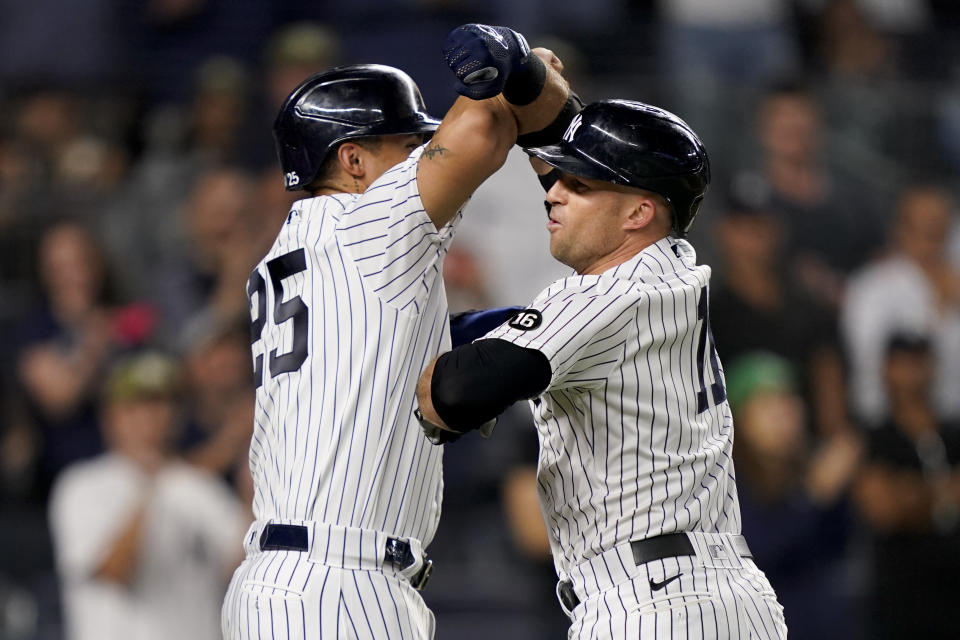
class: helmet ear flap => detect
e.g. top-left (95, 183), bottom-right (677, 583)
top-left (677, 194), bottom-right (705, 236)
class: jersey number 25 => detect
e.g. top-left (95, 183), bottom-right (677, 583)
top-left (247, 248), bottom-right (309, 388)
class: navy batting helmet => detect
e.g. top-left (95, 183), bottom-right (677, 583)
top-left (274, 64), bottom-right (441, 191)
top-left (526, 99), bottom-right (710, 235)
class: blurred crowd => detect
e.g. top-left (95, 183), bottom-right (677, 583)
top-left (2, 0), bottom-right (960, 638)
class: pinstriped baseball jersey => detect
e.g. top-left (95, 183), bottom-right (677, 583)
top-left (484, 236), bottom-right (740, 578)
top-left (246, 144), bottom-right (459, 545)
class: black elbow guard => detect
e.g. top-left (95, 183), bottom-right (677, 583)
top-left (430, 339), bottom-right (552, 432)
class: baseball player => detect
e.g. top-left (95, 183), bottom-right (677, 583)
top-left (221, 24), bottom-right (581, 640)
top-left (415, 100), bottom-right (789, 638)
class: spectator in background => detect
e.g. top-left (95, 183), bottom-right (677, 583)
top-left (454, 148), bottom-right (571, 307)
top-left (134, 54), bottom-right (253, 167)
top-left (657, 0), bottom-right (800, 167)
top-left (0, 130), bottom-right (40, 378)
top-left (17, 222), bottom-right (117, 493)
top-left (812, 0), bottom-right (918, 184)
top-left (97, 56), bottom-right (254, 303)
top-left (178, 320), bottom-right (254, 503)
top-left (727, 352), bottom-right (861, 639)
top-left (0, 90), bottom-right (88, 315)
top-left (442, 244), bottom-right (493, 312)
top-left (263, 22), bottom-right (341, 113)
top-left (852, 333), bottom-right (960, 639)
top-left (732, 81), bottom-right (884, 307)
top-left (0, 387), bottom-right (50, 640)
top-left (842, 185), bottom-right (960, 425)
top-left (154, 167), bottom-right (260, 347)
top-left (710, 186), bottom-right (852, 441)
top-left (803, 0), bottom-right (937, 77)
top-left (49, 352), bottom-right (246, 640)
top-left (659, 0), bottom-right (799, 87)
top-left (4, 88), bottom-right (129, 224)
top-left (187, 57), bottom-right (252, 166)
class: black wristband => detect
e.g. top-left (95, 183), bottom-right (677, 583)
top-left (502, 54), bottom-right (547, 106)
top-left (517, 92), bottom-right (584, 148)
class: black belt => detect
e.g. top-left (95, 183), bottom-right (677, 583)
top-left (557, 533), bottom-right (752, 612)
top-left (259, 524), bottom-right (434, 590)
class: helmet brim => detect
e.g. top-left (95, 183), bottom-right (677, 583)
top-left (351, 114), bottom-right (440, 141)
top-left (525, 143), bottom-right (634, 188)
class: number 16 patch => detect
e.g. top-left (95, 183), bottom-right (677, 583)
top-left (508, 309), bottom-right (542, 331)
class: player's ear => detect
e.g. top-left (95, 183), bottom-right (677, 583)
top-left (337, 143), bottom-right (366, 178)
top-left (623, 195), bottom-right (658, 231)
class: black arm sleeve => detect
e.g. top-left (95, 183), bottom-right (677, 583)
top-left (430, 338), bottom-right (552, 433)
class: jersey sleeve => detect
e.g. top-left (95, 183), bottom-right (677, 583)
top-left (335, 144), bottom-right (464, 313)
top-left (482, 278), bottom-right (641, 390)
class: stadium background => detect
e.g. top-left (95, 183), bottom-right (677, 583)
top-left (2, 0), bottom-right (960, 637)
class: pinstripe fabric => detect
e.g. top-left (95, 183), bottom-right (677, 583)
top-left (484, 238), bottom-right (787, 639)
top-left (224, 145), bottom-right (459, 639)
top-left (248, 143), bottom-right (456, 543)
top-left (222, 547), bottom-right (434, 639)
top-left (485, 237), bottom-right (739, 576)
top-left (566, 553), bottom-right (786, 640)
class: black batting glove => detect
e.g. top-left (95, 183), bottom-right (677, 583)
top-left (442, 24), bottom-right (545, 103)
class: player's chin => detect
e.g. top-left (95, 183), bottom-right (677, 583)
top-left (548, 236), bottom-right (568, 262)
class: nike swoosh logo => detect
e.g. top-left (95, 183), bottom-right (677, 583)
top-left (649, 573), bottom-right (682, 592)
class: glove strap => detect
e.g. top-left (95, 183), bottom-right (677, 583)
top-left (503, 50), bottom-right (547, 106)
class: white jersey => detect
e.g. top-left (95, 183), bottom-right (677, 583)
top-left (50, 455), bottom-right (245, 640)
top-left (485, 237), bottom-right (740, 577)
top-left (246, 144), bottom-right (460, 546)
top-left (841, 254), bottom-right (960, 424)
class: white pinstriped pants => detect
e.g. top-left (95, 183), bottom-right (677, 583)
top-left (222, 521), bottom-right (435, 639)
top-left (560, 533), bottom-right (788, 639)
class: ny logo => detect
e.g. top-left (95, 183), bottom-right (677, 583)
top-left (562, 114), bottom-right (583, 143)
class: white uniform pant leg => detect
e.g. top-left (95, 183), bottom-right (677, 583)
top-left (222, 551), bottom-right (435, 639)
top-left (338, 567), bottom-right (435, 640)
top-left (567, 558), bottom-right (787, 640)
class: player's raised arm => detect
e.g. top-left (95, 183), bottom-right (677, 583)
top-left (417, 24), bottom-right (580, 228)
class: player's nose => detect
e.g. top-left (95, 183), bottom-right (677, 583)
top-left (545, 182), bottom-right (565, 213)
